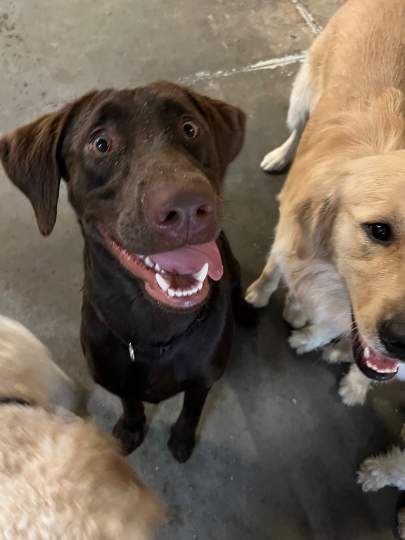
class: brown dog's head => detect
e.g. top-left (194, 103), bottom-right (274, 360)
top-left (303, 150), bottom-right (405, 380)
top-left (0, 82), bottom-right (245, 310)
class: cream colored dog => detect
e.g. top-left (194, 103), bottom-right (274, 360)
top-left (0, 315), bottom-right (163, 539)
top-left (246, 0), bottom-right (405, 404)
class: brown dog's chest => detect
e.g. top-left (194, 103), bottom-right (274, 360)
top-left (81, 275), bottom-right (232, 404)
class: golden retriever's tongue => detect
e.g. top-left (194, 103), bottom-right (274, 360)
top-left (152, 241), bottom-right (223, 281)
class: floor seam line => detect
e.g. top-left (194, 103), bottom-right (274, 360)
top-left (178, 51), bottom-right (306, 84)
top-left (291, 0), bottom-right (322, 34)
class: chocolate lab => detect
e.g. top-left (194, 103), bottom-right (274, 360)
top-left (0, 82), bottom-right (246, 462)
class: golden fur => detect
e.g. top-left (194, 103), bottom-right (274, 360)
top-left (246, 0), bottom-right (405, 402)
top-left (0, 316), bottom-right (164, 539)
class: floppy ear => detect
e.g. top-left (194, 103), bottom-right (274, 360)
top-left (0, 108), bottom-right (71, 235)
top-left (295, 194), bottom-right (338, 259)
top-left (0, 92), bottom-right (97, 236)
top-left (188, 91), bottom-right (246, 173)
top-left (205, 96), bottom-right (246, 169)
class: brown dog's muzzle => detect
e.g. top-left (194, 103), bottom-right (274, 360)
top-left (144, 179), bottom-right (218, 247)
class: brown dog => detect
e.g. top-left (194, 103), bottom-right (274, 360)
top-left (0, 315), bottom-right (163, 539)
top-left (0, 82), bottom-right (246, 462)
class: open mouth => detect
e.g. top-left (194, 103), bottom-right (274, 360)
top-left (352, 326), bottom-right (399, 381)
top-left (100, 228), bottom-right (223, 310)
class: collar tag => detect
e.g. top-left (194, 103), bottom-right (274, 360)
top-left (128, 342), bottom-right (135, 362)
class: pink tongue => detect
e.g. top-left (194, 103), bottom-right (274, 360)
top-left (360, 337), bottom-right (399, 371)
top-left (368, 350), bottom-right (398, 371)
top-left (151, 241), bottom-right (223, 281)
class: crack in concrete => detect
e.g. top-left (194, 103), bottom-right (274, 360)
top-left (179, 51), bottom-right (306, 84)
top-left (291, 0), bottom-right (322, 34)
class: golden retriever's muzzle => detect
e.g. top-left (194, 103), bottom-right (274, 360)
top-left (352, 314), bottom-right (403, 381)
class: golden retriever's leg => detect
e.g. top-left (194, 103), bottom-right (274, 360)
top-left (283, 292), bottom-right (308, 329)
top-left (245, 252), bottom-right (281, 308)
top-left (339, 364), bottom-right (372, 406)
top-left (261, 57), bottom-right (311, 172)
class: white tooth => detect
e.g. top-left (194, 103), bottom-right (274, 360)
top-left (190, 287), bottom-right (198, 295)
top-left (175, 290), bottom-right (183, 298)
top-left (197, 282), bottom-right (203, 291)
top-left (193, 263), bottom-right (209, 283)
top-left (154, 263), bottom-right (161, 272)
top-left (138, 254), bottom-right (145, 259)
top-left (155, 273), bottom-right (169, 292)
top-left (364, 347), bottom-right (370, 359)
top-left (168, 288), bottom-right (175, 297)
top-left (145, 256), bottom-right (154, 268)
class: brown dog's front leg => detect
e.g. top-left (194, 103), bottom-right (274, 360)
top-left (113, 398), bottom-right (146, 455)
top-left (168, 384), bottom-right (210, 463)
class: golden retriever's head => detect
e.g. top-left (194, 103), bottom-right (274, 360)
top-left (0, 316), bottom-right (82, 411)
top-left (332, 152), bottom-right (405, 380)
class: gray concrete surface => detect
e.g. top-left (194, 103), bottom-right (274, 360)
top-left (0, 1), bottom-right (402, 538)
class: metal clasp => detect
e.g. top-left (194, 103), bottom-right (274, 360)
top-left (128, 342), bottom-right (135, 362)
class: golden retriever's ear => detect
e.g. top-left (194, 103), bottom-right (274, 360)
top-left (295, 195), bottom-right (338, 259)
top-left (0, 92), bottom-right (97, 236)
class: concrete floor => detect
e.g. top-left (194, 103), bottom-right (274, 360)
top-left (0, 1), bottom-right (403, 538)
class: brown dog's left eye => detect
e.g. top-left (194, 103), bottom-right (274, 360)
top-left (94, 136), bottom-right (111, 153)
top-left (182, 121), bottom-right (199, 139)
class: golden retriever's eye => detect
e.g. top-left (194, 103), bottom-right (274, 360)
top-left (364, 223), bottom-right (393, 244)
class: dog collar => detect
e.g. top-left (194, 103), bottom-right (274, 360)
top-left (88, 297), bottom-right (209, 363)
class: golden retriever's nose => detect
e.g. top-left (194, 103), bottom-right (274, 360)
top-left (379, 320), bottom-right (405, 359)
top-left (145, 181), bottom-right (217, 245)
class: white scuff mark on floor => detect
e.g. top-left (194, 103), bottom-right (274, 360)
top-left (291, 0), bottom-right (322, 34)
top-left (179, 51), bottom-right (306, 84)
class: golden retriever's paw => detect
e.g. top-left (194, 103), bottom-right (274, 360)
top-left (288, 328), bottom-right (319, 354)
top-left (245, 281), bottom-right (269, 308)
top-left (283, 300), bottom-right (308, 329)
top-left (357, 456), bottom-right (390, 492)
top-left (322, 339), bottom-right (352, 364)
top-left (338, 368), bottom-right (369, 406)
top-left (260, 147), bottom-right (289, 172)
top-left (338, 379), bottom-right (367, 406)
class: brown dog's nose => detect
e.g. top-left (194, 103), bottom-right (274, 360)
top-left (379, 319), bottom-right (405, 359)
top-left (145, 182), bottom-right (217, 245)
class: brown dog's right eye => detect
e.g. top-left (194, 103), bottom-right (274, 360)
top-left (92, 136), bottom-right (111, 154)
top-left (182, 120), bottom-right (199, 140)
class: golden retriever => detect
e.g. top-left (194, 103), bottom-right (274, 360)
top-left (246, 0), bottom-right (405, 405)
top-left (0, 315), bottom-right (163, 539)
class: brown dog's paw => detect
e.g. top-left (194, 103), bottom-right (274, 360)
top-left (167, 432), bottom-right (195, 463)
top-left (113, 416), bottom-right (145, 455)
